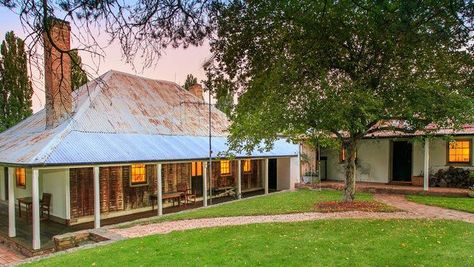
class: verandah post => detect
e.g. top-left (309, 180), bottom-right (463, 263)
top-left (423, 138), bottom-right (430, 191)
top-left (157, 163), bottom-right (163, 216)
top-left (8, 167), bottom-right (16, 237)
top-left (237, 160), bottom-right (242, 199)
top-left (93, 166), bottom-right (100, 229)
top-left (203, 162), bottom-right (208, 207)
top-left (264, 159), bottom-right (269, 195)
top-left (32, 168), bottom-right (41, 250)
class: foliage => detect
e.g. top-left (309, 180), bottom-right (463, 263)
top-left (70, 50), bottom-right (88, 90)
top-left (25, 220), bottom-right (474, 267)
top-left (118, 189), bottom-right (376, 228)
top-left (182, 74), bottom-right (198, 90)
top-left (205, 0), bottom-right (474, 201)
top-left (0, 31), bottom-right (33, 131)
top-left (407, 195), bottom-right (474, 213)
top-left (430, 167), bottom-right (474, 188)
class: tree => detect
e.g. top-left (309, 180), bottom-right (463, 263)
top-left (204, 1), bottom-right (474, 201)
top-left (0, 31), bottom-right (33, 131)
top-left (183, 74), bottom-right (198, 90)
top-left (70, 50), bottom-right (88, 90)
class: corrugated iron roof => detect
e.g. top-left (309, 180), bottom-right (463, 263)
top-left (0, 70), bottom-right (298, 166)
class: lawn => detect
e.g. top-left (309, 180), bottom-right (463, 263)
top-left (406, 195), bottom-right (474, 213)
top-left (119, 189), bottom-right (395, 227)
top-left (25, 219), bottom-right (474, 267)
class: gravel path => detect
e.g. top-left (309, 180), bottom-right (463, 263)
top-left (112, 194), bottom-right (474, 239)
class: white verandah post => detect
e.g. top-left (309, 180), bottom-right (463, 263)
top-left (93, 166), bottom-right (101, 229)
top-left (32, 168), bottom-right (41, 250)
top-left (237, 160), bottom-right (242, 199)
top-left (264, 159), bottom-right (269, 195)
top-left (8, 167), bottom-right (16, 237)
top-left (423, 138), bottom-right (430, 191)
top-left (157, 163), bottom-right (163, 216)
top-left (203, 162), bottom-right (208, 207)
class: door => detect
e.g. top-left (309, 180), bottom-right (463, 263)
top-left (392, 141), bottom-right (413, 182)
top-left (4, 168), bottom-right (8, 200)
top-left (319, 157), bottom-right (327, 181)
top-left (191, 162), bottom-right (203, 196)
top-left (268, 159), bottom-right (277, 190)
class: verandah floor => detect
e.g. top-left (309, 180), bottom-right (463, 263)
top-left (0, 189), bottom-right (265, 255)
top-left (315, 180), bottom-right (469, 197)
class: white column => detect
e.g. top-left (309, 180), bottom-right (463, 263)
top-left (237, 160), bottom-right (242, 199)
top-left (32, 168), bottom-right (40, 250)
top-left (423, 139), bottom-right (430, 191)
top-left (93, 166), bottom-right (100, 229)
top-left (8, 167), bottom-right (15, 237)
top-left (264, 159), bottom-right (269, 195)
top-left (156, 163), bottom-right (163, 216)
top-left (203, 162), bottom-right (208, 207)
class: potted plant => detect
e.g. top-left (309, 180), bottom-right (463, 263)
top-left (469, 185), bottom-right (474, 198)
top-left (303, 171), bottom-right (319, 184)
top-left (411, 171), bottom-right (424, 187)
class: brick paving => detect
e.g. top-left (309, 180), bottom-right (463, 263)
top-left (112, 194), bottom-right (473, 239)
top-left (0, 244), bottom-right (24, 266)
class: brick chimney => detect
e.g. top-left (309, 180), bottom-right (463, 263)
top-left (44, 18), bottom-right (72, 128)
top-left (188, 84), bottom-right (204, 100)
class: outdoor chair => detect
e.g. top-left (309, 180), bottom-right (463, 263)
top-left (177, 182), bottom-right (196, 205)
top-left (40, 193), bottom-right (52, 221)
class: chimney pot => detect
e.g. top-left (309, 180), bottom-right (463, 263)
top-left (44, 18), bottom-right (72, 128)
top-left (188, 84), bottom-right (204, 100)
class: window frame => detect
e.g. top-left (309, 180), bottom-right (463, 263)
top-left (220, 160), bottom-right (232, 176)
top-left (243, 159), bottom-right (252, 173)
top-left (130, 164), bottom-right (149, 187)
top-left (446, 139), bottom-right (472, 165)
top-left (16, 168), bottom-right (26, 189)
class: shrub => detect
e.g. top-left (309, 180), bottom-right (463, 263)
top-left (429, 167), bottom-right (474, 188)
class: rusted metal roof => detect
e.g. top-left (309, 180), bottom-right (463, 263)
top-left (0, 70), bottom-right (298, 166)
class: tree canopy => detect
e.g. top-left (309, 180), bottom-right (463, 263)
top-left (0, 31), bottom-right (33, 131)
top-left (71, 50), bottom-right (88, 90)
top-left (205, 0), bottom-right (474, 200)
top-left (183, 74), bottom-right (198, 90)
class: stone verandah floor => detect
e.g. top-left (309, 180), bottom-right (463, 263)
top-left (112, 194), bottom-right (474, 239)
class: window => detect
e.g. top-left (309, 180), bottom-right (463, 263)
top-left (339, 146), bottom-right (346, 163)
top-left (130, 164), bottom-right (148, 185)
top-left (243, 159), bottom-right (252, 173)
top-left (16, 168), bottom-right (26, 188)
top-left (448, 140), bottom-right (471, 164)
top-left (220, 160), bottom-right (231, 175)
top-left (191, 162), bottom-right (203, 176)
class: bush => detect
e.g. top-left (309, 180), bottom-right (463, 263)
top-left (429, 167), bottom-right (474, 188)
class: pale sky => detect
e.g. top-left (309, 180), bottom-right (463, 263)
top-left (0, 7), bottom-right (213, 112)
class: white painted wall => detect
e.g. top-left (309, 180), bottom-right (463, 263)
top-left (289, 157), bottom-right (300, 189)
top-left (323, 139), bottom-right (391, 183)
top-left (322, 136), bottom-right (474, 183)
top-left (40, 169), bottom-right (69, 220)
top-left (276, 158), bottom-right (290, 190)
top-left (0, 166), bottom-right (5, 201)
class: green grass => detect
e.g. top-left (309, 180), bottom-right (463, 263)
top-left (25, 219), bottom-right (474, 267)
top-left (119, 189), bottom-right (392, 227)
top-left (406, 195), bottom-right (474, 213)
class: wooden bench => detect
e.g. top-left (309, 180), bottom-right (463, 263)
top-left (149, 192), bottom-right (185, 210)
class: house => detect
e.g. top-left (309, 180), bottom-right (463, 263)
top-left (302, 125), bottom-right (473, 189)
top-left (0, 19), bottom-right (300, 252)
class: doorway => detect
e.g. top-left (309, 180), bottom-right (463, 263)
top-left (392, 141), bottom-right (413, 182)
top-left (268, 159), bottom-right (277, 190)
top-left (191, 162), bottom-right (203, 197)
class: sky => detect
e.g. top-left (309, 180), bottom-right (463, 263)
top-left (0, 7), bottom-right (213, 112)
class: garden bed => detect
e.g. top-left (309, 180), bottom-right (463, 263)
top-left (315, 200), bottom-right (397, 213)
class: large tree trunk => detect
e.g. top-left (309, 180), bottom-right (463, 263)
top-left (344, 139), bottom-right (357, 202)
